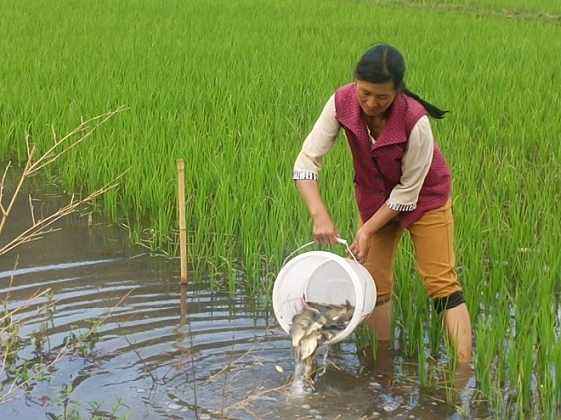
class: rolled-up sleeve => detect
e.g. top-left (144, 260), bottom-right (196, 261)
top-left (387, 116), bottom-right (434, 211)
top-left (293, 95), bottom-right (340, 181)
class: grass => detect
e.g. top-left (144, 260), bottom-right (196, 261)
top-left (369, 0), bottom-right (561, 16)
top-left (1, 0), bottom-right (560, 417)
top-left (425, 0), bottom-right (561, 15)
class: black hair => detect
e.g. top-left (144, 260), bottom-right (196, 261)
top-left (354, 44), bottom-right (448, 119)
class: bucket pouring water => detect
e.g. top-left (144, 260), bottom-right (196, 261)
top-left (272, 238), bottom-right (377, 345)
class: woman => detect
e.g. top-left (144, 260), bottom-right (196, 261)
top-left (293, 44), bottom-right (472, 363)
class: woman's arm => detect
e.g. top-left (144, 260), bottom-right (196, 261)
top-left (293, 95), bottom-right (341, 244)
top-left (293, 95), bottom-right (340, 180)
top-left (295, 179), bottom-right (339, 245)
top-left (386, 115), bottom-right (435, 212)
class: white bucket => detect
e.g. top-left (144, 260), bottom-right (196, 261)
top-left (272, 239), bottom-right (376, 345)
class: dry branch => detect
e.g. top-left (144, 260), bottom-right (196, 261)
top-left (0, 107), bottom-right (127, 406)
top-left (206, 347), bottom-right (256, 382)
top-left (0, 107), bottom-right (126, 257)
top-left (221, 383), bottom-right (290, 415)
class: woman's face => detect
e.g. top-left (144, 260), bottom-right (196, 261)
top-left (355, 79), bottom-right (397, 118)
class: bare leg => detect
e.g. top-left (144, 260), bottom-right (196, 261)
top-left (443, 303), bottom-right (472, 363)
top-left (356, 300), bottom-right (392, 367)
top-left (366, 300), bottom-right (392, 341)
top-left (408, 201), bottom-right (472, 364)
top-left (359, 301), bottom-right (393, 368)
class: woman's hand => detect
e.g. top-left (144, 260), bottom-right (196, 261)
top-left (350, 204), bottom-right (399, 263)
top-left (294, 179), bottom-right (339, 245)
top-left (312, 213), bottom-right (339, 245)
top-left (350, 227), bottom-right (372, 264)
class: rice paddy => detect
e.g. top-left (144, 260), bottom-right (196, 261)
top-left (1, 0), bottom-right (560, 417)
top-left (376, 0), bottom-right (561, 16)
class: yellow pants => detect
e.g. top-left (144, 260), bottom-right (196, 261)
top-left (362, 199), bottom-right (462, 305)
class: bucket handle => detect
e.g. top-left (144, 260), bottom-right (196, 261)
top-left (282, 237), bottom-right (360, 267)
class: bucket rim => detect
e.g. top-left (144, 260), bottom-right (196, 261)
top-left (272, 250), bottom-right (371, 344)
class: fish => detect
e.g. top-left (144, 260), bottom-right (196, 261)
top-left (299, 301), bottom-right (353, 340)
top-left (304, 301), bottom-right (331, 313)
top-left (290, 308), bottom-right (316, 347)
top-left (299, 330), bottom-right (322, 360)
top-left (320, 328), bottom-right (338, 342)
top-left (310, 302), bottom-right (342, 316)
top-left (289, 299), bottom-right (356, 390)
top-left (301, 300), bottom-right (321, 314)
top-left (324, 300), bottom-right (354, 326)
top-left (303, 352), bottom-right (316, 379)
top-left (303, 314), bottom-right (328, 336)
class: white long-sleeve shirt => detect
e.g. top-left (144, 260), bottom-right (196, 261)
top-left (293, 95), bottom-right (435, 212)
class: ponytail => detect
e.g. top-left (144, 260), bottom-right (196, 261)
top-left (402, 87), bottom-right (448, 119)
top-left (355, 44), bottom-right (449, 119)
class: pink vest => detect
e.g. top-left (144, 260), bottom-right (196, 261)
top-left (334, 83), bottom-right (451, 228)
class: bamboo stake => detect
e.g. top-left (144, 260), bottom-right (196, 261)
top-left (179, 284), bottom-right (188, 326)
top-left (177, 159), bottom-right (188, 285)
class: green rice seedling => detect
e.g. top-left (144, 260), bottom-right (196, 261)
top-left (474, 320), bottom-right (494, 398)
top-left (380, 0), bottom-right (561, 16)
top-left (416, 317), bottom-right (428, 387)
top-left (441, 340), bottom-right (459, 405)
top-left (533, 254), bottom-right (558, 417)
top-left (392, 236), bottom-right (431, 358)
top-left (549, 339), bottom-right (561, 416)
top-left (1, 0), bottom-right (560, 416)
top-left (427, 305), bottom-right (444, 357)
top-left (354, 324), bottom-right (378, 365)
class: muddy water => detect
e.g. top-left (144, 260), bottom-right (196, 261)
top-left (0, 192), bottom-right (486, 419)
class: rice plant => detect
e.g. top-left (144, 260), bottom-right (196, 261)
top-left (1, 0), bottom-right (560, 416)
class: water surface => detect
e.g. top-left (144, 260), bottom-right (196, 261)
top-left (0, 191), bottom-right (486, 419)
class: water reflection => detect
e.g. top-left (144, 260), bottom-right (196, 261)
top-left (0, 192), bottom-right (486, 419)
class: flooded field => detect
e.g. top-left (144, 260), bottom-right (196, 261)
top-left (0, 192), bottom-right (489, 419)
top-left (2, 0), bottom-right (561, 414)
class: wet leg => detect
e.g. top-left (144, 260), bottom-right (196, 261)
top-left (443, 303), bottom-right (472, 364)
top-left (366, 300), bottom-right (392, 341)
top-left (409, 200), bottom-right (473, 363)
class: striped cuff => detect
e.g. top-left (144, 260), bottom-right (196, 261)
top-left (386, 199), bottom-right (416, 212)
top-left (293, 170), bottom-right (318, 181)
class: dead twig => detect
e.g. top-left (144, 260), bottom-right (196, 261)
top-left (0, 181), bottom-right (118, 256)
top-left (222, 383), bottom-right (290, 414)
top-left (0, 107), bottom-right (126, 251)
top-left (0, 107), bottom-right (126, 406)
top-left (0, 288), bottom-right (52, 326)
top-left (27, 107), bottom-right (127, 176)
top-left (206, 347), bottom-right (256, 382)
top-left (96, 287), bottom-right (135, 326)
